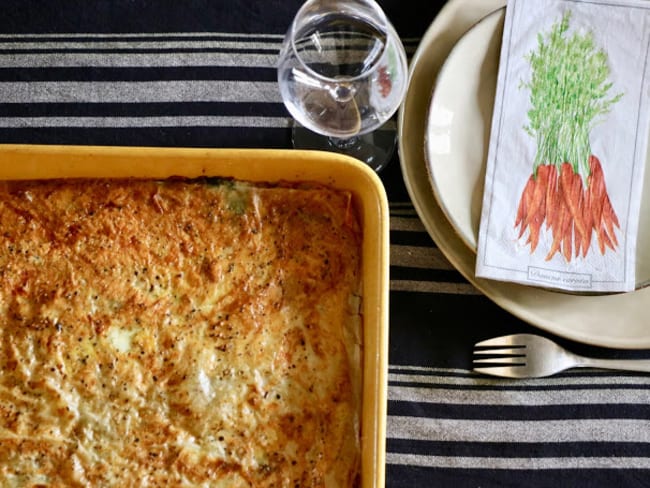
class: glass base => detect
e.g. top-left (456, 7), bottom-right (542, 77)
top-left (291, 123), bottom-right (396, 173)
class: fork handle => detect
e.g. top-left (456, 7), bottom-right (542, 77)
top-left (576, 356), bottom-right (650, 373)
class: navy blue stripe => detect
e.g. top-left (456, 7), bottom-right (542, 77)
top-left (0, 102), bottom-right (286, 118)
top-left (387, 290), bottom-right (530, 369)
top-left (0, 0), bottom-right (305, 36)
top-left (0, 34), bottom-right (278, 43)
top-left (0, 1), bottom-right (443, 38)
top-left (390, 266), bottom-right (468, 283)
top-left (0, 126), bottom-right (291, 148)
top-left (390, 230), bottom-right (437, 247)
top-left (386, 465), bottom-right (649, 488)
top-left (0, 47), bottom-right (279, 55)
top-left (0, 66), bottom-right (277, 82)
top-left (388, 400), bottom-right (650, 421)
top-left (387, 439), bottom-right (650, 458)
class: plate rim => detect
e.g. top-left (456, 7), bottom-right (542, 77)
top-left (398, 0), bottom-right (650, 349)
top-left (423, 7), bottom-right (504, 252)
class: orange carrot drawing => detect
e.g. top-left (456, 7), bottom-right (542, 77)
top-left (514, 11), bottom-right (623, 262)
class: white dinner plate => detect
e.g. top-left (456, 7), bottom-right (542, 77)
top-left (423, 7), bottom-right (650, 289)
top-left (398, 0), bottom-right (650, 348)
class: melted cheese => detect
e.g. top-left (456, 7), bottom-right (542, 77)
top-left (0, 178), bottom-right (362, 487)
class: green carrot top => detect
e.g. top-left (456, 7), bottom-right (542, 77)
top-left (520, 10), bottom-right (623, 179)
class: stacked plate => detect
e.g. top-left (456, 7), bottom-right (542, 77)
top-left (398, 0), bottom-right (650, 348)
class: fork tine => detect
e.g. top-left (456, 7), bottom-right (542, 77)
top-left (473, 347), bottom-right (525, 356)
top-left (474, 334), bottom-right (527, 347)
top-left (473, 366), bottom-right (527, 378)
top-left (472, 356), bottom-right (526, 365)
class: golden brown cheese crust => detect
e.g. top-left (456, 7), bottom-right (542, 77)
top-left (0, 177), bottom-right (362, 487)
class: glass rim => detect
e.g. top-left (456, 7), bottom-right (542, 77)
top-left (288, 0), bottom-right (394, 84)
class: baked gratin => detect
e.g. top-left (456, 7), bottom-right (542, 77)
top-left (0, 177), bottom-right (363, 487)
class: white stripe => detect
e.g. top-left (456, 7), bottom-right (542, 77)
top-left (390, 201), bottom-right (417, 208)
top-left (389, 383), bottom-right (650, 405)
top-left (0, 52), bottom-right (278, 68)
top-left (390, 280), bottom-right (481, 294)
top-left (0, 117), bottom-right (398, 130)
top-left (389, 210), bottom-right (419, 218)
top-left (390, 216), bottom-right (425, 231)
top-left (0, 116), bottom-right (397, 131)
top-left (388, 416), bottom-right (650, 443)
top-left (0, 81), bottom-right (282, 103)
top-left (390, 245), bottom-right (454, 270)
top-left (389, 370), bottom-right (650, 386)
top-left (0, 33), bottom-right (421, 44)
top-left (390, 366), bottom-right (469, 374)
top-left (0, 32), bottom-right (419, 49)
top-left (386, 452), bottom-right (650, 469)
top-left (0, 115), bottom-right (290, 129)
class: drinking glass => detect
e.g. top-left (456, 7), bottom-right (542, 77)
top-left (277, 0), bottom-right (408, 172)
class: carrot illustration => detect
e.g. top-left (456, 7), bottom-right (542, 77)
top-left (580, 174), bottom-right (593, 256)
top-left (525, 166), bottom-right (547, 229)
top-left (514, 11), bottom-right (623, 263)
top-left (545, 195), bottom-right (568, 261)
top-left (515, 176), bottom-right (535, 236)
top-left (544, 164), bottom-right (559, 233)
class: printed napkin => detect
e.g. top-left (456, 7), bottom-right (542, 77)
top-left (476, 0), bottom-right (650, 292)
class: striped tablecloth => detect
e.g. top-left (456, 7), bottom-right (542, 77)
top-left (2, 1), bottom-right (650, 486)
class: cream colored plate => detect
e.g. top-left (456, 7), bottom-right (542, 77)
top-left (424, 7), bottom-right (650, 289)
top-left (398, 0), bottom-right (650, 348)
top-left (423, 9), bottom-right (502, 253)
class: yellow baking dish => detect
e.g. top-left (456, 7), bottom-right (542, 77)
top-left (0, 143), bottom-right (389, 488)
